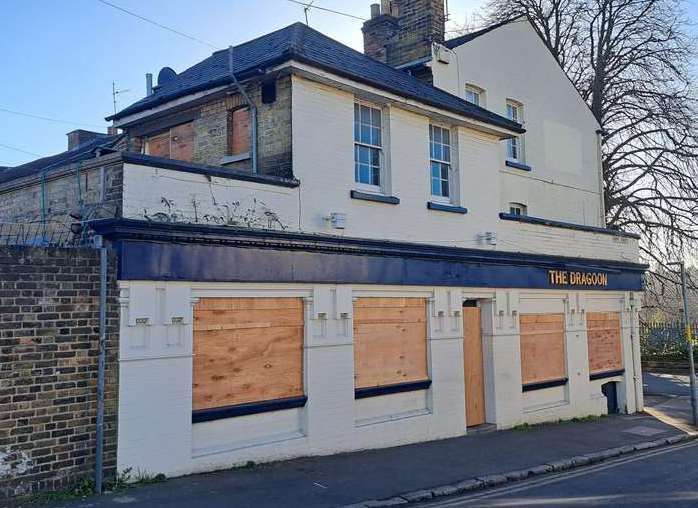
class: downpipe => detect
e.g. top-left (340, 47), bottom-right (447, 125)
top-left (94, 235), bottom-right (108, 493)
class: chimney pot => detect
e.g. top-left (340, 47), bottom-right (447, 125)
top-left (370, 3), bottom-right (380, 18)
top-left (146, 73), bottom-right (154, 96)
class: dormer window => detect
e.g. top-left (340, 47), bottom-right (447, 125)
top-left (465, 85), bottom-right (485, 107)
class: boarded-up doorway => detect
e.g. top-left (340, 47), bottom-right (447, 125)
top-left (463, 304), bottom-right (486, 427)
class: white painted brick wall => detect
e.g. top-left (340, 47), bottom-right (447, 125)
top-left (119, 77), bottom-right (638, 264)
top-left (116, 282), bottom-right (641, 478)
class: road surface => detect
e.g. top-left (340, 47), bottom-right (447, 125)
top-left (419, 440), bottom-right (698, 507)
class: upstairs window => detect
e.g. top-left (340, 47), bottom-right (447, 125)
top-left (509, 202), bottom-right (528, 216)
top-left (228, 107), bottom-right (251, 158)
top-left (465, 85), bottom-right (485, 107)
top-left (354, 102), bottom-right (383, 190)
top-left (429, 125), bottom-right (452, 199)
top-left (506, 100), bottom-right (524, 162)
top-left (144, 122), bottom-right (195, 162)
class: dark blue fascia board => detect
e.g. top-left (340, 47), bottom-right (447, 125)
top-left (192, 395), bottom-right (307, 423)
top-left (92, 219), bottom-right (646, 291)
top-left (589, 369), bottom-right (625, 381)
top-left (505, 160), bottom-right (533, 172)
top-left (427, 202), bottom-right (468, 214)
top-left (121, 153), bottom-right (300, 188)
top-left (350, 190), bottom-right (400, 205)
top-left (355, 379), bottom-right (432, 399)
top-left (522, 378), bottom-right (568, 392)
top-left (499, 213), bottom-right (641, 240)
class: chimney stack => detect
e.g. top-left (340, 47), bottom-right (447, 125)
top-left (67, 129), bottom-right (103, 151)
top-left (363, 0), bottom-right (445, 68)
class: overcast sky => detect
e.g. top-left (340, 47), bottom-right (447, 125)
top-left (0, 0), bottom-right (694, 166)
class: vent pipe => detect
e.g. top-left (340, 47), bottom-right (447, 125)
top-left (146, 73), bottom-right (153, 96)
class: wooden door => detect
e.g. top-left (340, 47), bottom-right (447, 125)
top-left (463, 307), bottom-right (486, 427)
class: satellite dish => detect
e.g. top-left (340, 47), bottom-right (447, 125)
top-left (157, 67), bottom-right (177, 86)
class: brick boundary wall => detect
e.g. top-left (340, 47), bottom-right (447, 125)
top-left (0, 246), bottom-right (119, 499)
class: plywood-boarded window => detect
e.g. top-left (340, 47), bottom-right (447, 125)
top-left (587, 312), bottom-right (623, 374)
top-left (353, 297), bottom-right (428, 389)
top-left (228, 107), bottom-right (251, 156)
top-left (520, 314), bottom-right (566, 385)
top-left (192, 297), bottom-right (304, 411)
top-left (144, 121), bottom-right (195, 162)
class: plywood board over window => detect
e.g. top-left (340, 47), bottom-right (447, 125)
top-left (587, 312), bottom-right (623, 374)
top-left (520, 314), bottom-right (566, 385)
top-left (353, 297), bottom-right (429, 389)
top-left (192, 297), bottom-right (304, 411)
top-left (144, 121), bottom-right (195, 162)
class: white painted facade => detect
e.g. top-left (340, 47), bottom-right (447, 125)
top-left (111, 37), bottom-right (643, 479)
top-left (430, 18), bottom-right (605, 227)
top-left (117, 282), bottom-right (642, 478)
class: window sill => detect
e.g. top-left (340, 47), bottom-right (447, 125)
top-left (192, 395), bottom-right (308, 423)
top-left (427, 202), bottom-right (468, 214)
top-left (522, 378), bottom-right (568, 392)
top-left (355, 379), bottom-right (432, 399)
top-left (505, 160), bottom-right (533, 172)
top-left (590, 369), bottom-right (625, 381)
top-left (350, 190), bottom-right (400, 205)
top-left (220, 153), bottom-right (251, 164)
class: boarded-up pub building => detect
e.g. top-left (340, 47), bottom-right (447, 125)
top-left (0, 0), bottom-right (645, 484)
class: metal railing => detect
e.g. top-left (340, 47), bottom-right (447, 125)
top-left (0, 221), bottom-right (92, 248)
top-left (641, 321), bottom-right (697, 362)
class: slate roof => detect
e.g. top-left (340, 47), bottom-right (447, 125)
top-left (0, 134), bottom-right (122, 186)
top-left (443, 18), bottom-right (516, 49)
top-left (108, 22), bottom-right (523, 133)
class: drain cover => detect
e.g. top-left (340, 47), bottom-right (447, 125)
top-left (622, 426), bottom-right (667, 437)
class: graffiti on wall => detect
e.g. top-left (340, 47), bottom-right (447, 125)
top-left (142, 194), bottom-right (289, 231)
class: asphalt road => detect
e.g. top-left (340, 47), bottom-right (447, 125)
top-left (644, 371), bottom-right (692, 396)
top-left (420, 440), bottom-right (698, 507)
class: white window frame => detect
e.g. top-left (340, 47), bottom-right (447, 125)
top-left (353, 101), bottom-right (385, 193)
top-left (465, 84), bottom-right (485, 107)
top-left (429, 124), bottom-right (455, 204)
top-left (505, 100), bottom-right (524, 163)
top-left (509, 202), bottom-right (528, 216)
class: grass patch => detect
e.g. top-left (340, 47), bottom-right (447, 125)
top-left (26, 468), bottom-right (167, 505)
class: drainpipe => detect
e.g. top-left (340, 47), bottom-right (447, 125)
top-left (228, 45), bottom-right (258, 174)
top-left (595, 129), bottom-right (606, 227)
top-left (94, 234), bottom-right (108, 494)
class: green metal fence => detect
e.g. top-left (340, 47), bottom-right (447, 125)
top-left (641, 321), bottom-right (697, 362)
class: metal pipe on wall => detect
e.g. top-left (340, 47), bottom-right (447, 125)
top-left (228, 45), bottom-right (258, 175)
top-left (94, 235), bottom-right (108, 493)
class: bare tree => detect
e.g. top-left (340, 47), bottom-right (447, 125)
top-left (480, 0), bottom-right (698, 306)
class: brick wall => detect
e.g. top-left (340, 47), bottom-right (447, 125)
top-left (0, 159), bottom-right (123, 229)
top-left (132, 75), bottom-right (293, 179)
top-left (0, 246), bottom-right (119, 499)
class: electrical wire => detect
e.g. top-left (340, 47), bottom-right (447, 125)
top-left (0, 107), bottom-right (106, 129)
top-left (94, 0), bottom-right (220, 49)
top-left (285, 0), bottom-right (367, 21)
top-left (0, 143), bottom-right (43, 157)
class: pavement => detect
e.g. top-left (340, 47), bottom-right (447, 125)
top-left (29, 372), bottom-right (694, 508)
top-left (38, 413), bottom-right (685, 508)
top-left (643, 371), bottom-right (696, 433)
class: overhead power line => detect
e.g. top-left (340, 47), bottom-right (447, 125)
top-left (0, 143), bottom-right (43, 157)
top-left (285, 0), bottom-right (367, 21)
top-left (0, 107), bottom-right (106, 129)
top-left (95, 0), bottom-right (219, 49)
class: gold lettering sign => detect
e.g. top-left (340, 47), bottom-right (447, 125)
top-left (548, 270), bottom-right (608, 287)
